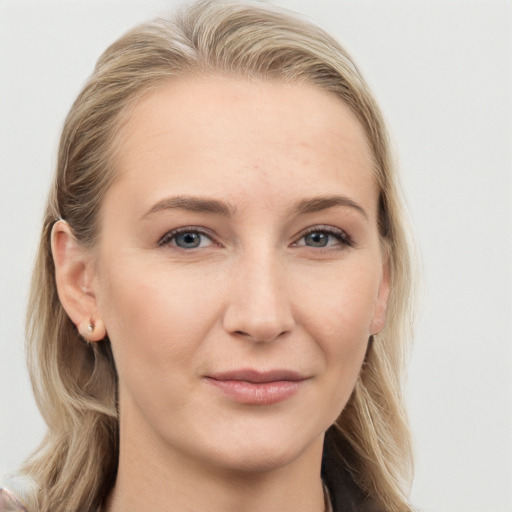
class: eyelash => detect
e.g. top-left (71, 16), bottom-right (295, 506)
top-left (157, 227), bottom-right (216, 249)
top-left (157, 225), bottom-right (353, 250)
top-left (294, 226), bottom-right (353, 249)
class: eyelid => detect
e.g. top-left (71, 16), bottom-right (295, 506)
top-left (157, 226), bottom-right (219, 248)
top-left (156, 225), bottom-right (352, 249)
top-left (293, 225), bottom-right (354, 248)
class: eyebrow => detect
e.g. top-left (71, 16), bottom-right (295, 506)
top-left (142, 196), bottom-right (236, 219)
top-left (294, 195), bottom-right (368, 219)
top-left (142, 194), bottom-right (367, 220)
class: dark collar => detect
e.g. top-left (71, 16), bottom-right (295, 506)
top-left (321, 432), bottom-right (383, 512)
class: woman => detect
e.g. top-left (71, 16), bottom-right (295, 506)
top-left (1, 1), bottom-right (415, 510)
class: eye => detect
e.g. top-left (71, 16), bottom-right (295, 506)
top-left (304, 231), bottom-right (330, 248)
top-left (294, 226), bottom-right (352, 249)
top-left (158, 228), bottom-right (214, 249)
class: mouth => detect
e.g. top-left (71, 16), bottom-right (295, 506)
top-left (204, 369), bottom-right (308, 405)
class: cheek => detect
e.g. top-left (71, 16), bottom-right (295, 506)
top-left (300, 260), bottom-right (381, 341)
top-left (296, 261), bottom-right (380, 407)
top-left (96, 259), bottom-right (220, 383)
top-left (318, 301), bottom-right (369, 422)
top-left (320, 289), bottom-right (369, 379)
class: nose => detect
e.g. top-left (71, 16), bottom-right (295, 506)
top-left (222, 252), bottom-right (295, 343)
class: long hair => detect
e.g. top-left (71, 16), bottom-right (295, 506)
top-left (22, 1), bottom-right (416, 510)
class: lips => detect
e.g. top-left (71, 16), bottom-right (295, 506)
top-left (204, 369), bottom-right (307, 405)
top-left (209, 369), bottom-right (305, 383)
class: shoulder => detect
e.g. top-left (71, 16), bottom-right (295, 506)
top-left (0, 489), bottom-right (28, 512)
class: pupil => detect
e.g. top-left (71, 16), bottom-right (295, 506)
top-left (306, 232), bottom-right (328, 247)
top-left (177, 232), bottom-right (200, 248)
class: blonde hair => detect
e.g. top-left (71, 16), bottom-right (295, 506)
top-left (22, 1), bottom-right (416, 510)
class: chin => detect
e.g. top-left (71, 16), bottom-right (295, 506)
top-left (199, 429), bottom-right (324, 475)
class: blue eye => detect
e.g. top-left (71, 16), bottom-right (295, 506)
top-left (296, 227), bottom-right (352, 249)
top-left (304, 231), bottom-right (330, 247)
top-left (158, 229), bottom-right (213, 249)
top-left (174, 232), bottom-right (203, 249)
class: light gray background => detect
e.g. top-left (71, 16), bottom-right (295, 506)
top-left (1, 1), bottom-right (511, 511)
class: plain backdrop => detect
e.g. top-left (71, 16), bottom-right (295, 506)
top-left (0, 1), bottom-right (511, 511)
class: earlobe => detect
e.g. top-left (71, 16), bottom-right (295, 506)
top-left (370, 258), bottom-right (391, 336)
top-left (77, 317), bottom-right (107, 343)
top-left (51, 220), bottom-right (106, 342)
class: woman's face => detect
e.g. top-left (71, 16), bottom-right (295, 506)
top-left (92, 76), bottom-right (389, 473)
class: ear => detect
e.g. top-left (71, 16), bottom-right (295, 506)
top-left (51, 220), bottom-right (106, 342)
top-left (370, 255), bottom-right (391, 335)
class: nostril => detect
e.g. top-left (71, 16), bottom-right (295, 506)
top-left (222, 279), bottom-right (295, 343)
top-left (232, 327), bottom-right (291, 343)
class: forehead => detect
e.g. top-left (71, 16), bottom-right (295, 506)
top-left (110, 75), bottom-right (377, 216)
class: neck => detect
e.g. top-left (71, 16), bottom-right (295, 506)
top-left (104, 421), bottom-right (326, 512)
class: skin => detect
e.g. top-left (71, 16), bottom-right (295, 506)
top-left (53, 75), bottom-right (389, 512)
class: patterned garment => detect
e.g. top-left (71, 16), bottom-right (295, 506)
top-left (0, 489), bottom-right (28, 512)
